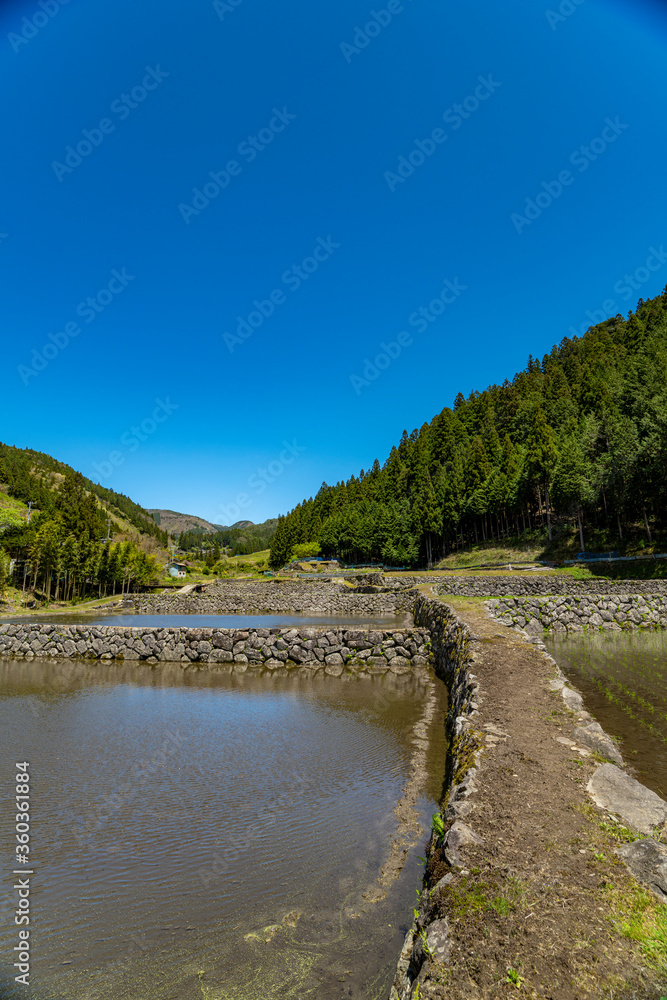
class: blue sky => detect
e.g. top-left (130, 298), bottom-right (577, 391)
top-left (1, 0), bottom-right (666, 525)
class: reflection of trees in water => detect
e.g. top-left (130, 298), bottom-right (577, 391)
top-left (0, 660), bottom-right (441, 1000)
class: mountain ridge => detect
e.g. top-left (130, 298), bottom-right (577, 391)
top-left (146, 509), bottom-right (258, 536)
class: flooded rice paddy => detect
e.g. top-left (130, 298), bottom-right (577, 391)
top-left (546, 630), bottom-right (667, 800)
top-left (0, 657), bottom-right (446, 1000)
top-left (0, 614), bottom-right (413, 629)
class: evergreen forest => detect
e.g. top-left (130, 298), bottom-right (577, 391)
top-left (0, 444), bottom-right (169, 599)
top-left (269, 289), bottom-right (667, 569)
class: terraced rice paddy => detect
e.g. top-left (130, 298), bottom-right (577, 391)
top-left (546, 631), bottom-right (667, 801)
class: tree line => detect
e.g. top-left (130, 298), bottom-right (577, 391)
top-left (0, 457), bottom-right (162, 600)
top-left (177, 519), bottom-right (277, 557)
top-left (0, 442), bottom-right (169, 545)
top-left (270, 286), bottom-right (667, 568)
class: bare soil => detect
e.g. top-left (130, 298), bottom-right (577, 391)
top-left (416, 597), bottom-right (667, 1000)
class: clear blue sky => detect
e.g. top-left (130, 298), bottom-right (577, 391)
top-left (2, 0), bottom-right (666, 525)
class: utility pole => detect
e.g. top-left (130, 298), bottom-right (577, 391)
top-left (27, 501), bottom-right (35, 523)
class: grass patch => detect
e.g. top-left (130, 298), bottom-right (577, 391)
top-left (436, 541), bottom-right (545, 571)
top-left (0, 491), bottom-right (29, 531)
top-left (575, 802), bottom-right (643, 844)
top-left (572, 802), bottom-right (667, 974)
top-left (445, 872), bottom-right (525, 919)
top-left (435, 526), bottom-right (667, 578)
top-left (606, 882), bottom-right (667, 972)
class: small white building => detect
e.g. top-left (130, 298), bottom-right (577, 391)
top-left (168, 562), bottom-right (187, 579)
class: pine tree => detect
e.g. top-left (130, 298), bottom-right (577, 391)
top-left (525, 408), bottom-right (559, 540)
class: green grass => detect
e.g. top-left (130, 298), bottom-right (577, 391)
top-left (436, 541), bottom-right (545, 570)
top-left (616, 887), bottom-right (667, 970)
top-left (435, 525), bottom-right (667, 579)
top-left (576, 803), bottom-right (667, 973)
top-left (0, 491), bottom-right (29, 531)
top-left (213, 549), bottom-right (272, 578)
top-left (445, 873), bottom-right (525, 919)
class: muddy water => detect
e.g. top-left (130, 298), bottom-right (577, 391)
top-left (546, 631), bottom-right (667, 800)
top-left (0, 658), bottom-right (446, 1000)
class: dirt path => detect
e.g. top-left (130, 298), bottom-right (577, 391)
top-left (416, 597), bottom-right (666, 1000)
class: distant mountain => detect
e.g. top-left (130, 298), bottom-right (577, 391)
top-left (175, 516), bottom-right (278, 556)
top-left (146, 509), bottom-right (224, 536)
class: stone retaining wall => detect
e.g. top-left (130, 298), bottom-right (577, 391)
top-left (128, 580), bottom-right (416, 615)
top-left (488, 594), bottom-right (667, 633)
top-left (390, 595), bottom-right (483, 999)
top-left (0, 622), bottom-right (431, 673)
top-left (390, 594), bottom-right (667, 998)
top-left (436, 576), bottom-right (667, 598)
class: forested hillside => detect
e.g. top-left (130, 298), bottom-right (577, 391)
top-left (148, 509), bottom-right (223, 536)
top-left (270, 287), bottom-right (667, 568)
top-left (178, 519), bottom-right (277, 557)
top-left (0, 443), bottom-right (169, 598)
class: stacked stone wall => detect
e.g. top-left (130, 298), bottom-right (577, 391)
top-left (129, 580), bottom-right (417, 615)
top-left (0, 622), bottom-right (430, 674)
top-left (436, 576), bottom-right (667, 598)
top-left (390, 595), bottom-right (483, 998)
top-left (487, 594), bottom-right (667, 633)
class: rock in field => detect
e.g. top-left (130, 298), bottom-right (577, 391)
top-left (587, 764), bottom-right (667, 836)
top-left (616, 839), bottom-right (667, 903)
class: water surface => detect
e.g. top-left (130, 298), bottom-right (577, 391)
top-left (0, 613), bottom-right (412, 629)
top-left (546, 630), bottom-right (667, 800)
top-left (0, 658), bottom-right (445, 1000)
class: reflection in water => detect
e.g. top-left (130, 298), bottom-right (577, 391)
top-left (546, 630), bottom-right (667, 800)
top-left (0, 614), bottom-right (413, 628)
top-left (0, 658), bottom-right (446, 1000)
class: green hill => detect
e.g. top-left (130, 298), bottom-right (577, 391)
top-left (177, 518), bottom-right (278, 557)
top-left (0, 443), bottom-right (167, 542)
top-left (0, 442), bottom-right (169, 600)
top-left (146, 508), bottom-right (222, 536)
top-left (270, 286), bottom-right (667, 569)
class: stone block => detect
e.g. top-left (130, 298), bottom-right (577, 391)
top-left (444, 820), bottom-right (483, 867)
top-left (562, 686), bottom-right (584, 711)
top-left (588, 764), bottom-right (667, 835)
top-left (574, 722), bottom-right (623, 765)
top-left (616, 838), bottom-right (667, 902)
top-left (209, 649), bottom-right (233, 663)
